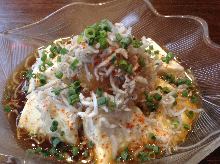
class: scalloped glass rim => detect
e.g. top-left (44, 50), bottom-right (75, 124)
top-left (0, 0), bottom-right (219, 163)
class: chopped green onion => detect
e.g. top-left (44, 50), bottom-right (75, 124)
top-left (176, 78), bottom-right (185, 86)
top-left (51, 88), bottom-right (62, 96)
top-left (72, 146), bottom-right (79, 157)
top-left (145, 145), bottom-right (160, 154)
top-left (182, 90), bottom-right (188, 97)
top-left (46, 61), bottom-right (54, 67)
top-left (161, 57), bottom-right (169, 63)
top-left (68, 87), bottom-right (77, 95)
top-left (120, 148), bottom-right (129, 161)
top-left (149, 133), bottom-right (156, 140)
top-left (99, 30), bottom-right (107, 38)
top-left (138, 56), bottom-right (146, 67)
top-left (69, 86), bottom-right (79, 95)
top-left (50, 44), bottom-right (60, 54)
top-left (49, 53), bottom-right (55, 58)
top-left (98, 19), bottom-right (111, 32)
top-left (49, 147), bottom-right (57, 155)
top-left (162, 73), bottom-right (175, 84)
top-left (41, 52), bottom-right (47, 62)
top-left (83, 150), bottom-right (89, 158)
top-left (145, 49), bottom-right (151, 54)
top-left (186, 110), bottom-right (194, 119)
top-left (190, 95), bottom-right (198, 104)
top-left (185, 79), bottom-right (192, 86)
top-left (50, 120), bottom-right (58, 132)
top-left (26, 70), bottom-right (34, 80)
top-left (68, 86), bottom-right (80, 96)
top-left (52, 82), bottom-right (79, 97)
top-left (118, 59), bottom-right (128, 69)
top-left (154, 50), bottom-right (159, 54)
top-left (153, 93), bottom-right (162, 101)
top-left (69, 85), bottom-right (80, 94)
top-left (39, 64), bottom-right (46, 72)
top-left (96, 88), bottom-right (103, 97)
top-left (88, 38), bottom-right (95, 45)
top-left (50, 126), bottom-right (57, 132)
top-left (52, 120), bottom-right (58, 126)
top-left (162, 87), bottom-right (170, 94)
top-left (70, 80), bottom-right (81, 88)
top-left (85, 27), bottom-right (96, 39)
top-left (149, 45), bottom-right (153, 50)
top-left (115, 33), bottom-right (122, 42)
top-left (4, 105), bottom-right (11, 112)
top-left (68, 94), bottom-right (80, 105)
top-left (145, 94), bottom-right (159, 112)
top-left (146, 95), bottom-right (154, 102)
top-left (98, 37), bottom-right (108, 49)
top-left (55, 71), bottom-right (63, 79)
top-left (119, 37), bottom-right (132, 49)
top-left (167, 52), bottom-right (174, 59)
top-left (183, 123), bottom-right (190, 130)
top-left (138, 152), bottom-right (150, 161)
top-left (132, 39), bottom-right (143, 48)
top-left (146, 101), bottom-right (158, 112)
top-left (70, 59), bottom-right (79, 71)
top-left (38, 74), bottom-right (47, 86)
top-left (127, 64), bottom-right (133, 74)
top-left (176, 78), bottom-right (192, 86)
top-left (97, 97), bottom-right (108, 106)
top-left (162, 52), bottom-right (174, 64)
top-left (77, 35), bottom-right (84, 44)
top-left (51, 137), bottom-right (61, 148)
top-left (171, 119), bottom-right (179, 128)
top-left (118, 59), bottom-right (133, 74)
top-left (60, 48), bottom-right (68, 55)
top-left (66, 81), bottom-right (81, 105)
top-left (88, 141), bottom-right (94, 148)
top-left (57, 56), bottom-right (61, 62)
top-left (168, 52), bottom-right (174, 61)
top-left (110, 56), bottom-right (116, 64)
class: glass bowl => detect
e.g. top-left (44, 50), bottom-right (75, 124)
top-left (0, 0), bottom-right (219, 163)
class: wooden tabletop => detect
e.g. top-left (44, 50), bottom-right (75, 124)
top-left (0, 0), bottom-right (219, 163)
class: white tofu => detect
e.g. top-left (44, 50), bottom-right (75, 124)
top-left (18, 80), bottom-right (80, 144)
top-left (82, 107), bottom-right (148, 164)
top-left (28, 48), bottom-right (80, 93)
top-left (146, 38), bottom-right (184, 74)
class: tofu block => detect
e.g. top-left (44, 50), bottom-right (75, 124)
top-left (18, 80), bottom-right (80, 144)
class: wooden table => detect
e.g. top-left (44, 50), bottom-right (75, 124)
top-left (0, 0), bottom-right (219, 163)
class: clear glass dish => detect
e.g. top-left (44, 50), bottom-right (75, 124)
top-left (0, 0), bottom-right (219, 163)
